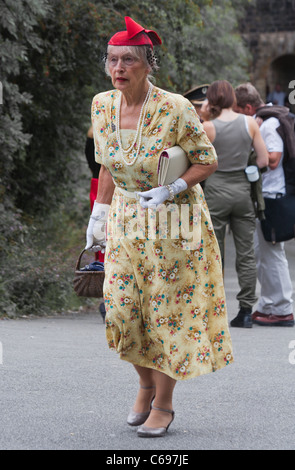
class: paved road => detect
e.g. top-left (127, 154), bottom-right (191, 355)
top-left (0, 233), bottom-right (294, 451)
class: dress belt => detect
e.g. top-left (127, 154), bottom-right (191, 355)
top-left (116, 186), bottom-right (140, 199)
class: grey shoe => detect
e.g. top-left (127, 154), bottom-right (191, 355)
top-left (137, 405), bottom-right (175, 438)
top-left (127, 386), bottom-right (155, 426)
top-left (127, 408), bottom-right (152, 427)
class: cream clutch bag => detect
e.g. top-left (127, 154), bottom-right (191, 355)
top-left (157, 146), bottom-right (191, 186)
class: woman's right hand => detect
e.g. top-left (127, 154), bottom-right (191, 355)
top-left (85, 202), bottom-right (110, 252)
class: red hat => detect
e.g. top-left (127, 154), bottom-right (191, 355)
top-left (108, 16), bottom-right (162, 49)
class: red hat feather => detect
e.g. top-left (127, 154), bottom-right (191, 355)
top-left (108, 16), bottom-right (162, 48)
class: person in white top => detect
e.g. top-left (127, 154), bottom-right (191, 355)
top-left (235, 83), bottom-right (294, 327)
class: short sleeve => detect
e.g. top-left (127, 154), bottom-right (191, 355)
top-left (176, 100), bottom-right (217, 165)
top-left (91, 94), bottom-right (103, 165)
top-left (260, 117), bottom-right (283, 153)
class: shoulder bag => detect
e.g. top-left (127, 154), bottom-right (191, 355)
top-left (260, 194), bottom-right (295, 244)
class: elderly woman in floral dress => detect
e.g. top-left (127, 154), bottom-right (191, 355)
top-left (85, 17), bottom-right (233, 438)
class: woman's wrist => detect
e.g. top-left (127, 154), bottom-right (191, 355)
top-left (164, 178), bottom-right (188, 201)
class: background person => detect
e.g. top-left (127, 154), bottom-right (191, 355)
top-left (85, 126), bottom-right (101, 209)
top-left (234, 82), bottom-right (294, 327)
top-left (184, 84), bottom-right (210, 191)
top-left (183, 84), bottom-right (209, 121)
top-left (266, 83), bottom-right (286, 106)
top-left (85, 125), bottom-right (105, 321)
top-left (85, 125), bottom-right (104, 263)
top-left (202, 80), bottom-right (269, 328)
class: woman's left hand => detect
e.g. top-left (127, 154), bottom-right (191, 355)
top-left (137, 178), bottom-right (188, 209)
top-left (137, 186), bottom-right (170, 209)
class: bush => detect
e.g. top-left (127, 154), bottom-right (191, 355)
top-left (0, 200), bottom-right (99, 317)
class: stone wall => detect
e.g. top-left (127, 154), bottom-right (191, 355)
top-left (240, 0), bottom-right (295, 34)
top-left (239, 0), bottom-right (295, 106)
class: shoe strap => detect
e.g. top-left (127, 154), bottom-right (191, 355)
top-left (151, 405), bottom-right (174, 416)
top-left (140, 385), bottom-right (156, 390)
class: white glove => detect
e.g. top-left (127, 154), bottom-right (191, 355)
top-left (85, 202), bottom-right (110, 252)
top-left (137, 178), bottom-right (188, 209)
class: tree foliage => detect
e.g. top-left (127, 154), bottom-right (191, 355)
top-left (0, 0), bottom-right (252, 316)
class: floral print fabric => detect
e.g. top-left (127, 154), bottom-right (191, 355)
top-left (91, 86), bottom-right (233, 380)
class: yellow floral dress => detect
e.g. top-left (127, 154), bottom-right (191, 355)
top-left (91, 86), bottom-right (233, 380)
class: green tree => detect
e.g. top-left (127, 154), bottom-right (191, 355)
top-left (152, 0), bottom-right (253, 91)
top-left (0, 0), bottom-right (252, 317)
top-left (0, 0), bottom-right (47, 211)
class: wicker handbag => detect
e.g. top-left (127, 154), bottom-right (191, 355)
top-left (73, 249), bottom-right (105, 298)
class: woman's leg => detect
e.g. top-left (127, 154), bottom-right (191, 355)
top-left (132, 365), bottom-right (176, 427)
top-left (132, 365), bottom-right (155, 413)
top-left (143, 369), bottom-right (176, 429)
top-left (230, 189), bottom-right (257, 310)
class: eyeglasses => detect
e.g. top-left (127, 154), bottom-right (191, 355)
top-left (107, 54), bottom-right (139, 67)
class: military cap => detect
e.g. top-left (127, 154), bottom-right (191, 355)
top-left (183, 84), bottom-right (210, 105)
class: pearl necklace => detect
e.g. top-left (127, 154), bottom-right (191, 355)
top-left (116, 83), bottom-right (153, 166)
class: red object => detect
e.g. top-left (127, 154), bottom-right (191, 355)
top-left (108, 16), bottom-right (162, 49)
top-left (90, 178), bottom-right (105, 262)
top-left (90, 178), bottom-right (98, 210)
